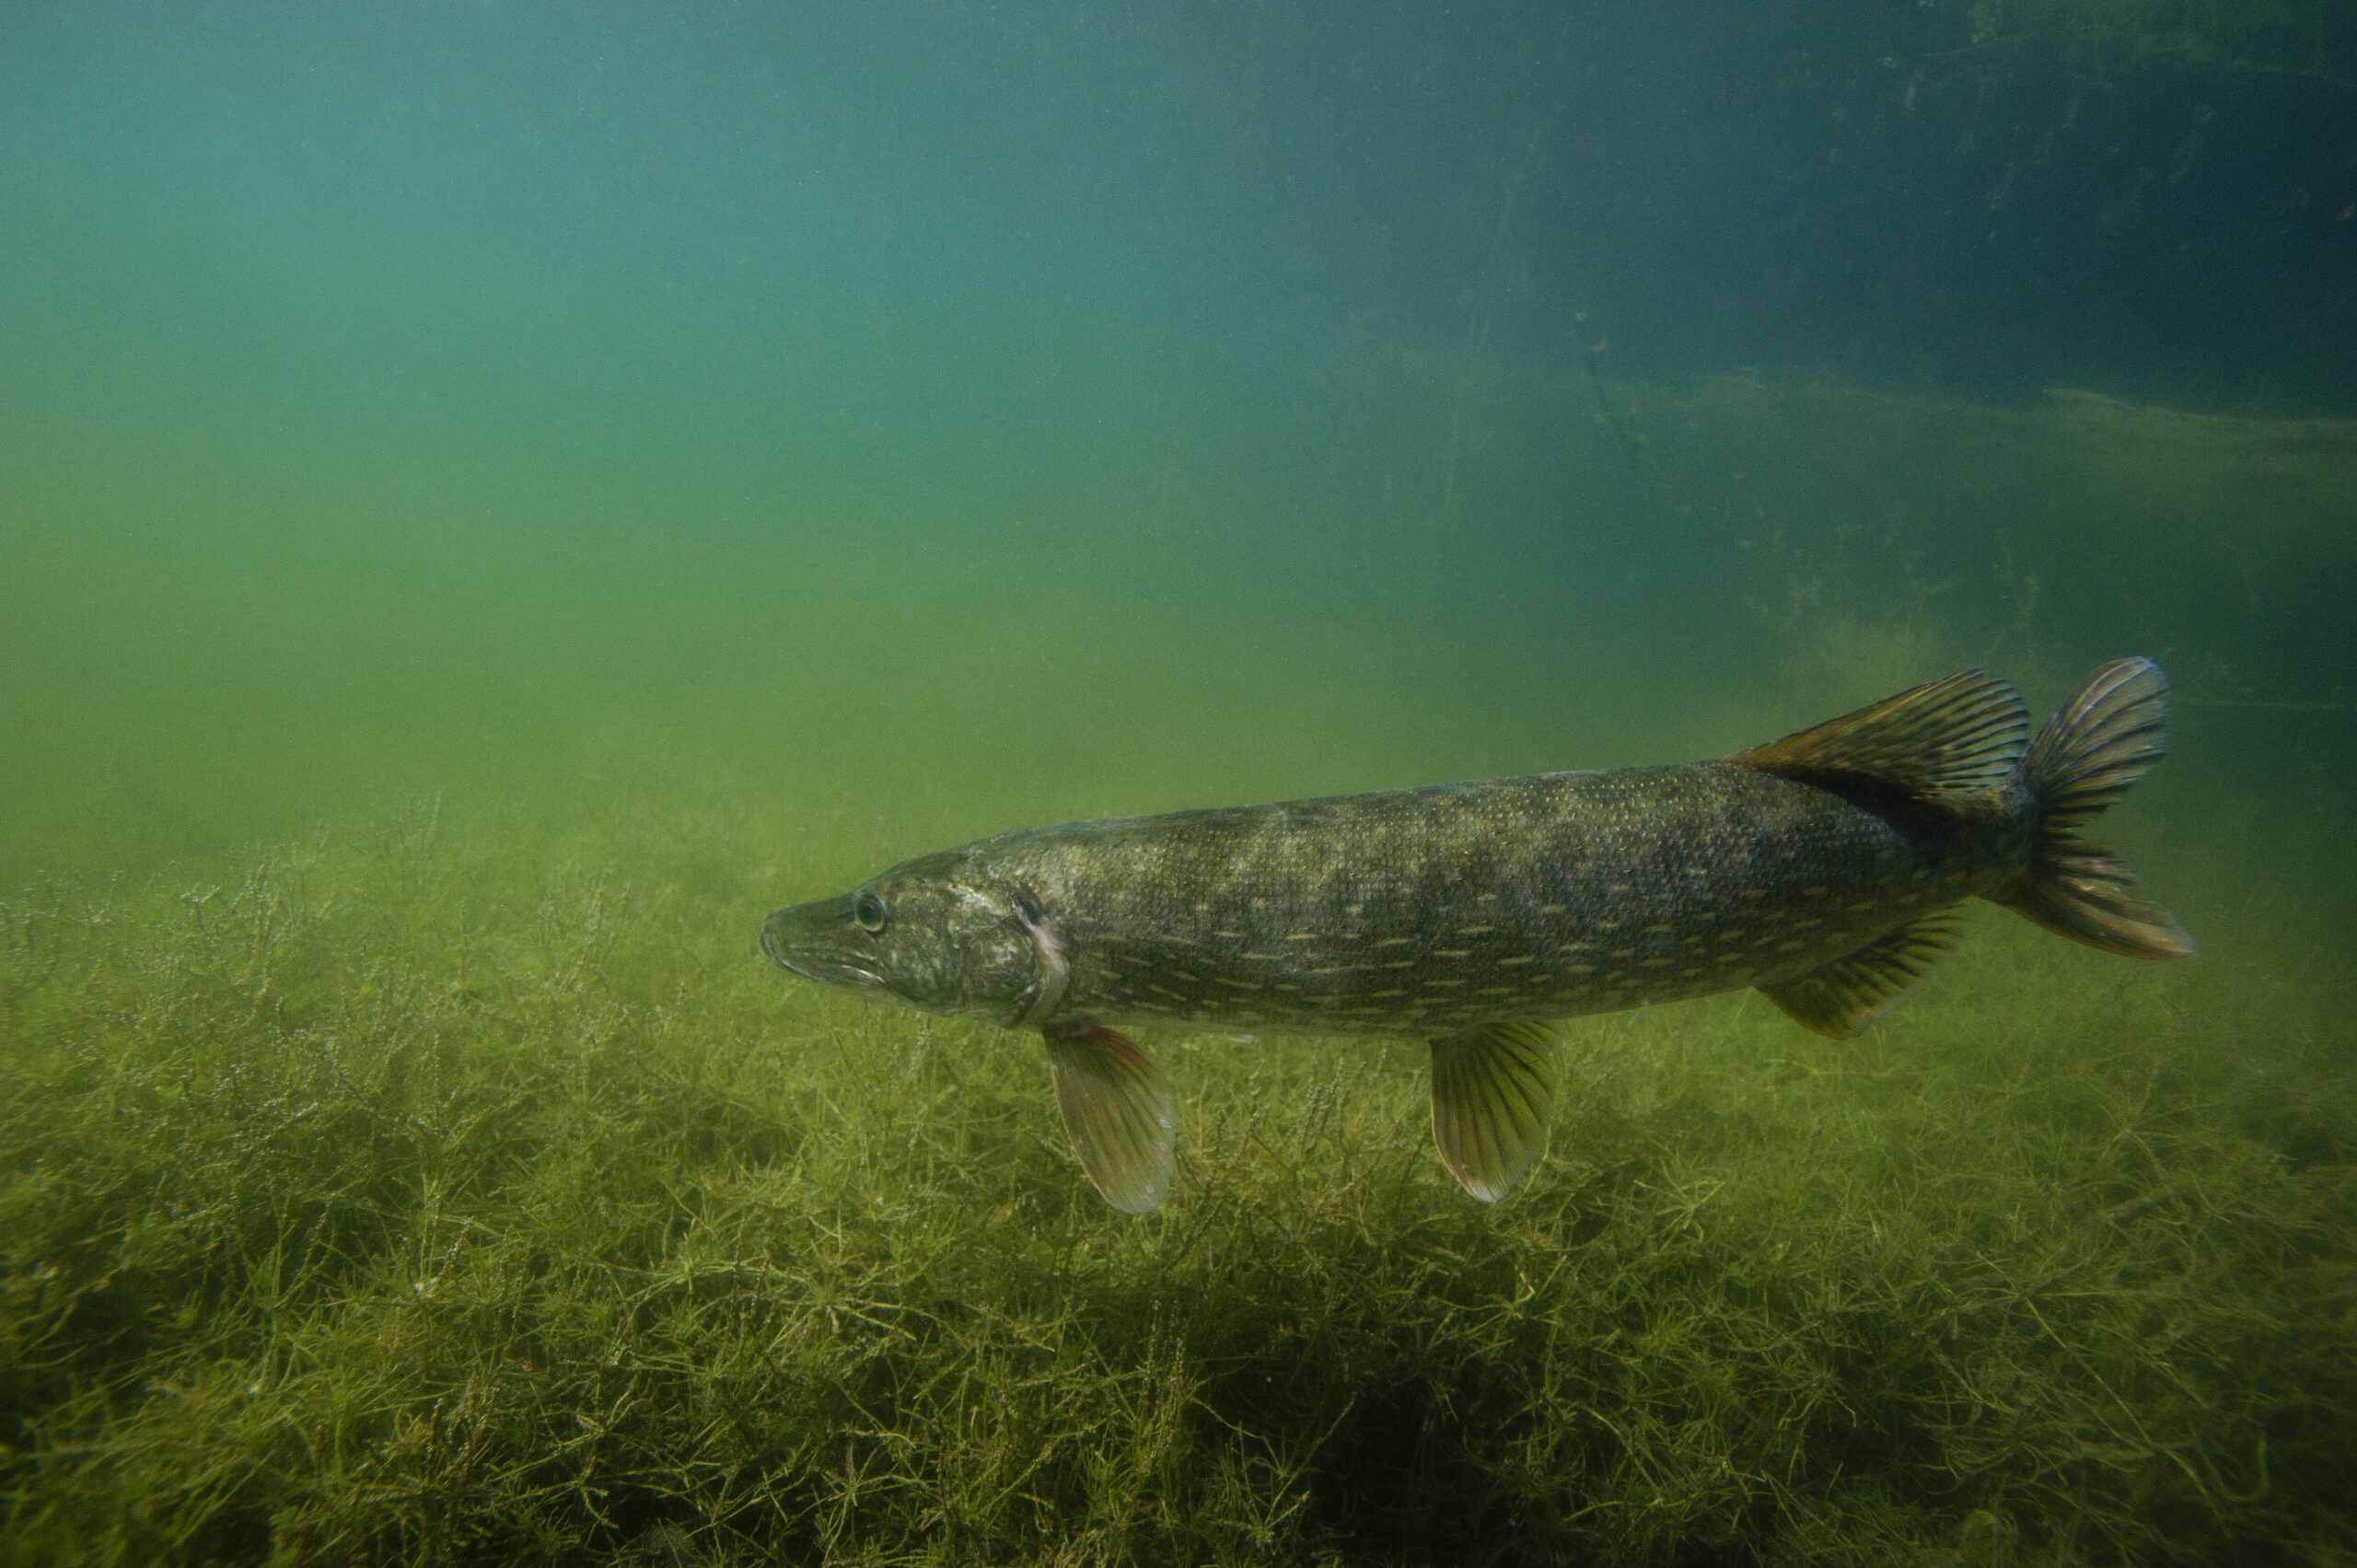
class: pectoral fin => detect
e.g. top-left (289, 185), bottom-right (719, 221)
top-left (1430, 1021), bottom-right (1562, 1202)
top-left (1758, 912), bottom-right (1962, 1040)
top-left (1043, 1019), bottom-right (1175, 1214)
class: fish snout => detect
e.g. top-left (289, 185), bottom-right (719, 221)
top-left (759, 907), bottom-right (793, 968)
top-left (760, 899), bottom-right (888, 997)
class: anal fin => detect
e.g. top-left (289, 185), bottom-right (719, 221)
top-left (1758, 912), bottom-right (1962, 1040)
top-left (1430, 1021), bottom-right (1562, 1202)
top-left (1043, 1018), bottom-right (1175, 1214)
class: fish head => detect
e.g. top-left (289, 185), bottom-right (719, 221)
top-left (760, 849), bottom-right (1051, 1025)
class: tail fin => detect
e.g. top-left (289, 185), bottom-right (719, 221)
top-left (1995, 658), bottom-right (2196, 960)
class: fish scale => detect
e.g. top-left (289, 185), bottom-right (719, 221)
top-left (1024, 761), bottom-right (2007, 1034)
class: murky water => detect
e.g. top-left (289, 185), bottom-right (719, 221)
top-left (3, 5), bottom-right (2351, 1562)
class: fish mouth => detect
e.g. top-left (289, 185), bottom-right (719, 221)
top-left (761, 904), bottom-right (885, 994)
top-left (758, 911), bottom-right (794, 968)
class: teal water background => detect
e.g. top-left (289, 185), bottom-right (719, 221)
top-left (6, 4), bottom-right (2351, 935)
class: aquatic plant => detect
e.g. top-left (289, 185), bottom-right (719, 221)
top-left (2, 805), bottom-right (2349, 1563)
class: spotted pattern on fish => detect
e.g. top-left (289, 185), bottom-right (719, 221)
top-left (953, 761), bottom-right (2016, 1036)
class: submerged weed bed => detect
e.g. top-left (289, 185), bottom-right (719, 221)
top-left (1, 811), bottom-right (2351, 1565)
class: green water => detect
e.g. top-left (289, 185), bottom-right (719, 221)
top-left (4, 5), bottom-right (2352, 1564)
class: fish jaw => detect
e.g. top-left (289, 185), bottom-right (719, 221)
top-left (760, 900), bottom-right (895, 1002)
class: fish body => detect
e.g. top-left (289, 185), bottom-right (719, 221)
top-left (762, 661), bottom-right (2192, 1211)
top-left (957, 760), bottom-right (2023, 1038)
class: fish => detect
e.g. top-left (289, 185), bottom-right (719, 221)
top-left (761, 658), bottom-right (2193, 1213)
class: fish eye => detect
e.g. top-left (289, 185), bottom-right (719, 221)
top-left (852, 891), bottom-right (888, 933)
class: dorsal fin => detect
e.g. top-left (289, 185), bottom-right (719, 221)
top-left (1731, 669), bottom-right (2027, 803)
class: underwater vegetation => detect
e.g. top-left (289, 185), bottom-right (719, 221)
top-left (2, 792), bottom-right (2350, 1565)
top-left (3, 0), bottom-right (2352, 1552)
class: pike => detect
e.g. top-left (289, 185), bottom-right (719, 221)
top-left (761, 659), bottom-right (2193, 1212)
